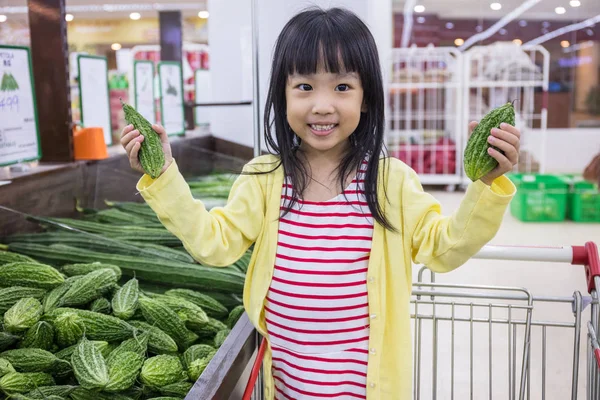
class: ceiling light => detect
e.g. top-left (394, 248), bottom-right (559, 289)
top-left (65, 13), bottom-right (74, 22)
top-left (475, 25), bottom-right (483, 32)
top-left (555, 7), bottom-right (566, 14)
top-left (542, 21), bottom-right (550, 28)
top-left (414, 5), bottom-right (425, 13)
top-left (561, 40), bottom-right (570, 47)
top-left (569, 0), bottom-right (581, 7)
top-left (513, 38), bottom-right (522, 45)
top-left (417, 16), bottom-right (425, 23)
top-left (0, 15), bottom-right (6, 23)
top-left (446, 22), bottom-right (454, 29)
top-left (129, 12), bottom-right (141, 20)
top-left (454, 38), bottom-right (465, 46)
top-left (111, 43), bottom-right (122, 51)
top-left (519, 20), bottom-right (528, 27)
top-left (587, 29), bottom-right (594, 36)
top-left (490, 3), bottom-right (502, 11)
top-left (197, 11), bottom-right (209, 18)
top-left (499, 28), bottom-right (507, 35)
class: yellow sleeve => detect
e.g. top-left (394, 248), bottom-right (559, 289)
top-left (402, 168), bottom-right (516, 273)
top-left (136, 159), bottom-right (266, 267)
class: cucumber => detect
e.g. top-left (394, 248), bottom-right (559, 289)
top-left (30, 216), bottom-right (173, 238)
top-left (104, 200), bottom-right (158, 219)
top-left (5, 232), bottom-right (193, 263)
top-left (5, 243), bottom-right (244, 294)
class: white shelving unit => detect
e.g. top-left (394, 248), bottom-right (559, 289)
top-left (386, 42), bottom-right (550, 188)
top-left (461, 42), bottom-right (550, 185)
top-left (387, 46), bottom-right (465, 187)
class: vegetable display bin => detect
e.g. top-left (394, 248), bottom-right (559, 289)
top-left (508, 174), bottom-right (569, 222)
top-left (567, 179), bottom-right (600, 223)
top-left (0, 136), bottom-right (257, 400)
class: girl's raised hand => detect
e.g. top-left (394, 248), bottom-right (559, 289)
top-left (467, 121), bottom-right (521, 186)
top-left (120, 124), bottom-right (173, 177)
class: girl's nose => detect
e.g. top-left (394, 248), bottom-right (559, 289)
top-left (311, 98), bottom-right (335, 115)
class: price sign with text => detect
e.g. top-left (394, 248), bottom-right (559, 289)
top-left (134, 60), bottom-right (156, 124)
top-left (0, 45), bottom-right (41, 166)
top-left (158, 61), bottom-right (185, 136)
top-left (78, 55), bottom-right (112, 145)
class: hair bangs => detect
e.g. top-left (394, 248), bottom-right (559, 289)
top-left (282, 16), bottom-right (361, 77)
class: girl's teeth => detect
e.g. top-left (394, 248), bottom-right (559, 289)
top-left (310, 124), bottom-right (335, 131)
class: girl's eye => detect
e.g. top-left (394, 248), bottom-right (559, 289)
top-left (298, 84), bottom-right (312, 91)
top-left (336, 84), bottom-right (350, 92)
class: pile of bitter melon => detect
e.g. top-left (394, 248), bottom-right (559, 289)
top-left (0, 252), bottom-right (245, 399)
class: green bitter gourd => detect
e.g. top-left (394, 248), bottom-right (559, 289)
top-left (463, 101), bottom-right (516, 182)
top-left (120, 99), bottom-right (165, 179)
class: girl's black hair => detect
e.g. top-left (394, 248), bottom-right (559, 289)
top-left (259, 6), bottom-right (395, 232)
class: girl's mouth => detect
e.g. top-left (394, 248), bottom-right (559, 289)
top-left (308, 124), bottom-right (338, 136)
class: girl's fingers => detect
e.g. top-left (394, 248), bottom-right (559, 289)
top-left (488, 147), bottom-right (514, 170)
top-left (499, 123), bottom-right (521, 138)
top-left (468, 121), bottom-right (478, 134)
top-left (488, 136), bottom-right (519, 164)
top-left (125, 135), bottom-right (143, 155)
top-left (120, 124), bottom-right (135, 139)
top-left (490, 128), bottom-right (520, 150)
top-left (129, 141), bottom-right (141, 166)
top-left (120, 129), bottom-right (140, 147)
top-left (152, 124), bottom-right (168, 140)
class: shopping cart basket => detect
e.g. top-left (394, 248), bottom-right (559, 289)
top-left (242, 241), bottom-right (600, 400)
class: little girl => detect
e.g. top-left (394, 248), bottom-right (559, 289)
top-left (121, 7), bottom-right (520, 400)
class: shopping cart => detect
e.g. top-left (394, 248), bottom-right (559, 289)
top-left (242, 241), bottom-right (600, 400)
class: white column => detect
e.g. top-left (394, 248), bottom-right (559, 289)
top-left (207, 0), bottom-right (392, 152)
top-left (206, 0), bottom-right (254, 147)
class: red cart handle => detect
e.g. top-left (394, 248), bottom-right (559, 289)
top-left (242, 336), bottom-right (267, 400)
top-left (572, 242), bottom-right (600, 294)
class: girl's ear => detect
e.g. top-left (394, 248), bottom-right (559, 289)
top-left (361, 102), bottom-right (368, 113)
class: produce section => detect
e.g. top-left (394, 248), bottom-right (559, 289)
top-left (1, 1), bottom-right (599, 399)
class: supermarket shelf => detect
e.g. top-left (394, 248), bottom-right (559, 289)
top-left (388, 112), bottom-right (462, 120)
top-left (467, 80), bottom-right (545, 88)
top-left (389, 82), bottom-right (460, 89)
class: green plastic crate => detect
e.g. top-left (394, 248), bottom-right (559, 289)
top-left (508, 173), bottom-right (569, 222)
top-left (567, 179), bottom-right (600, 223)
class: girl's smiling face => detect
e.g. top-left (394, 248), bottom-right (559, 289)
top-left (285, 67), bottom-right (365, 159)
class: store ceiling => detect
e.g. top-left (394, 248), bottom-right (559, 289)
top-left (0, 0), bottom-right (598, 22)
top-left (394, 0), bottom-right (600, 21)
top-left (0, 1), bottom-right (207, 21)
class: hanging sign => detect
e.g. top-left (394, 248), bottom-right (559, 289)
top-left (158, 61), bottom-right (185, 136)
top-left (134, 60), bottom-right (156, 124)
top-left (0, 45), bottom-right (41, 166)
top-left (78, 55), bottom-right (112, 145)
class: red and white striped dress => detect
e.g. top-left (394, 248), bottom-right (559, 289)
top-left (266, 164), bottom-right (373, 400)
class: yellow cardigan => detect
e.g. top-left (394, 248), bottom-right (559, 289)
top-left (137, 154), bottom-right (516, 399)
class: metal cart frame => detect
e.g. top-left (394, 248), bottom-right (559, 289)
top-left (243, 242), bottom-right (599, 400)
